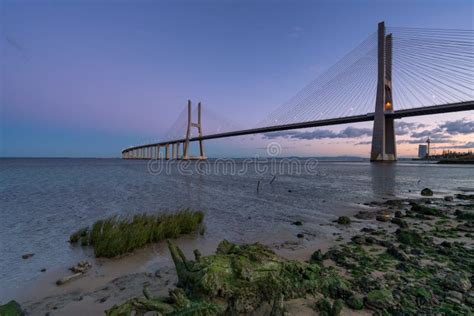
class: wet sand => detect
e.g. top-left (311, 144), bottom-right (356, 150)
top-left (10, 188), bottom-right (473, 315)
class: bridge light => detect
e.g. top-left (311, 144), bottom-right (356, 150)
top-left (385, 101), bottom-right (393, 111)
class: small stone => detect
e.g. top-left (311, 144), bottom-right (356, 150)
top-left (457, 222), bottom-right (474, 233)
top-left (366, 289), bottom-right (395, 309)
top-left (391, 217), bottom-right (408, 228)
top-left (421, 188), bottom-right (433, 196)
top-left (446, 290), bottom-right (463, 301)
top-left (444, 196), bottom-right (454, 201)
top-left (396, 229), bottom-right (423, 246)
top-left (288, 189), bottom-right (292, 193)
top-left (346, 294), bottom-right (364, 310)
top-left (354, 211), bottom-right (375, 220)
top-left (296, 233), bottom-right (304, 239)
top-left (387, 245), bottom-right (410, 261)
top-left (99, 296), bottom-right (108, 303)
top-left (394, 210), bottom-right (403, 218)
top-left (376, 214), bottom-right (391, 222)
top-left (337, 216), bottom-right (351, 225)
top-left (310, 250), bottom-right (323, 263)
top-left (443, 272), bottom-right (472, 293)
top-left (40, 268), bottom-right (47, 272)
top-left (292, 221), bottom-right (303, 226)
top-left (22, 253), bottom-right (34, 260)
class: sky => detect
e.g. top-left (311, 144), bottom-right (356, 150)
top-left (1, 0), bottom-right (473, 158)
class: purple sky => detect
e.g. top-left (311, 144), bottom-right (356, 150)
top-left (1, 0), bottom-right (473, 158)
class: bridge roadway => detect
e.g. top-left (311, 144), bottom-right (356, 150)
top-left (122, 101), bottom-right (474, 154)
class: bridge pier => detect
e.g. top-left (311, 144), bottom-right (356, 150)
top-left (371, 22), bottom-right (397, 162)
top-left (183, 100), bottom-right (206, 160)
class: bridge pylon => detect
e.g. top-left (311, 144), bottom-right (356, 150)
top-left (371, 22), bottom-right (397, 161)
top-left (183, 100), bottom-right (206, 160)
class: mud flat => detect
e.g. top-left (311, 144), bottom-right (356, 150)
top-left (3, 191), bottom-right (473, 315)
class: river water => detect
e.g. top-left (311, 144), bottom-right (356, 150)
top-left (1, 158), bottom-right (473, 299)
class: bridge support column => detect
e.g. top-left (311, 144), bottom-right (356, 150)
top-left (371, 22), bottom-right (397, 162)
top-left (165, 144), bottom-right (170, 160)
top-left (183, 100), bottom-right (206, 160)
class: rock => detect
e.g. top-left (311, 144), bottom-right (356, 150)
top-left (455, 210), bottom-right (474, 221)
top-left (411, 203), bottom-right (442, 216)
top-left (296, 233), bottom-right (304, 239)
top-left (456, 194), bottom-right (474, 200)
top-left (70, 261), bottom-right (91, 273)
top-left (21, 253), bottom-right (34, 260)
top-left (391, 218), bottom-right (408, 228)
top-left (421, 188), bottom-right (433, 196)
top-left (394, 210), bottom-right (403, 218)
top-left (346, 294), bottom-right (364, 310)
top-left (337, 216), bottom-right (351, 225)
top-left (56, 272), bottom-right (83, 285)
top-left (446, 290), bottom-right (463, 301)
top-left (387, 246), bottom-right (410, 261)
top-left (444, 196), bottom-right (454, 201)
top-left (443, 272), bottom-right (472, 293)
top-left (310, 250), bottom-right (324, 263)
top-left (396, 229), bottom-right (423, 246)
top-left (366, 289), bottom-right (395, 309)
top-left (376, 214), bottom-right (391, 222)
top-left (457, 222), bottom-right (474, 233)
top-left (288, 190), bottom-right (292, 193)
top-left (351, 235), bottom-right (375, 245)
top-left (354, 211), bottom-right (375, 220)
top-left (314, 298), bottom-right (343, 316)
top-left (40, 268), bottom-right (46, 272)
top-left (291, 221), bottom-right (303, 226)
top-left (166, 240), bottom-right (327, 314)
top-left (0, 300), bottom-right (23, 316)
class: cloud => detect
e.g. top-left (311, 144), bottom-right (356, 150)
top-left (399, 138), bottom-right (454, 144)
top-left (263, 127), bottom-right (371, 141)
top-left (432, 142), bottom-right (474, 149)
top-left (395, 121), bottom-right (426, 136)
top-left (439, 118), bottom-right (474, 135)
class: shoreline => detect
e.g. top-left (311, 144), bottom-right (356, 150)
top-left (5, 189), bottom-right (474, 315)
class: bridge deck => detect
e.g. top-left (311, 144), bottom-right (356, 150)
top-left (122, 101), bottom-right (473, 153)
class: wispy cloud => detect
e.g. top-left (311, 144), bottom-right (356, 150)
top-left (439, 118), bottom-right (474, 135)
top-left (264, 126), bottom-right (371, 140)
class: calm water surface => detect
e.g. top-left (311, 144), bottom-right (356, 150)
top-left (1, 158), bottom-right (473, 299)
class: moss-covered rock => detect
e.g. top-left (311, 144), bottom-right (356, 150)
top-left (366, 289), bottom-right (395, 310)
top-left (421, 188), bottom-right (433, 196)
top-left (0, 301), bottom-right (23, 316)
top-left (411, 204), bottom-right (442, 216)
top-left (346, 294), bottom-right (364, 310)
top-left (337, 216), bottom-right (351, 225)
top-left (314, 298), bottom-right (343, 316)
top-left (396, 229), bottom-right (423, 246)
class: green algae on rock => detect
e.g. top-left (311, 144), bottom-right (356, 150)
top-left (0, 300), bottom-right (23, 316)
top-left (336, 216), bottom-right (351, 225)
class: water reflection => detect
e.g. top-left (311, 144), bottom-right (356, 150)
top-left (370, 162), bottom-right (396, 197)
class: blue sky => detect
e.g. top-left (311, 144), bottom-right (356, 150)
top-left (1, 0), bottom-right (473, 157)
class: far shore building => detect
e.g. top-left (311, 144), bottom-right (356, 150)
top-left (418, 145), bottom-right (428, 158)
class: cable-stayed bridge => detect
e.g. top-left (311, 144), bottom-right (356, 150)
top-left (122, 22), bottom-right (474, 161)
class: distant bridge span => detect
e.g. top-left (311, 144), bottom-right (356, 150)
top-left (122, 22), bottom-right (474, 161)
top-left (122, 101), bottom-right (473, 158)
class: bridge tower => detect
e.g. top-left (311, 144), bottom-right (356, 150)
top-left (183, 100), bottom-right (206, 160)
top-left (371, 22), bottom-right (397, 161)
